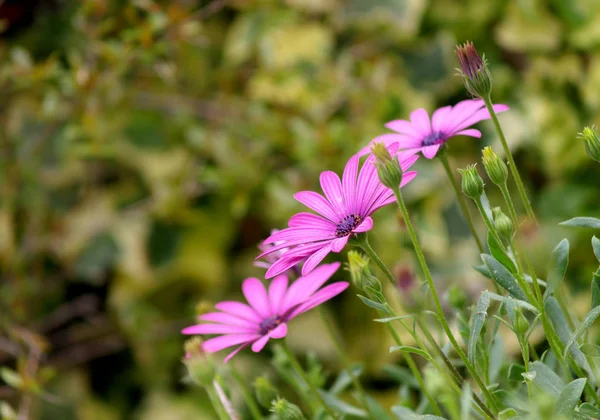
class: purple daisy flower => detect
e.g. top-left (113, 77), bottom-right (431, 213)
top-left (181, 263), bottom-right (347, 362)
top-left (257, 144), bottom-right (419, 278)
top-left (358, 99), bottom-right (509, 159)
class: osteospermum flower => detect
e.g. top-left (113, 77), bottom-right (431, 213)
top-left (257, 144), bottom-right (419, 278)
top-left (357, 99), bottom-right (509, 159)
top-left (181, 263), bottom-right (347, 362)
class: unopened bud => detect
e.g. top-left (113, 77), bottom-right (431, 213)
top-left (347, 251), bottom-right (382, 294)
top-left (183, 338), bottom-right (215, 387)
top-left (492, 207), bottom-right (514, 246)
top-left (455, 41), bottom-right (493, 98)
top-left (195, 301), bottom-right (214, 317)
top-left (579, 126), bottom-right (600, 163)
top-left (254, 376), bottom-right (278, 409)
top-left (270, 397), bottom-right (306, 420)
top-left (458, 164), bottom-right (484, 200)
top-left (513, 309), bottom-right (529, 335)
top-left (371, 142), bottom-right (403, 190)
top-left (482, 147), bottom-right (508, 186)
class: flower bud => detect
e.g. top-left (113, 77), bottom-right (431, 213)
top-left (254, 376), bottom-right (278, 409)
top-left (183, 338), bottom-right (215, 387)
top-left (513, 309), bottom-right (529, 335)
top-left (458, 164), bottom-right (484, 200)
top-left (270, 397), bottom-right (306, 420)
top-left (371, 142), bottom-right (403, 190)
top-left (492, 207), bottom-right (514, 247)
top-left (579, 126), bottom-right (600, 163)
top-left (455, 41), bottom-right (493, 98)
top-left (195, 301), bottom-right (214, 317)
top-left (346, 251), bottom-right (382, 294)
top-left (481, 146), bottom-right (508, 186)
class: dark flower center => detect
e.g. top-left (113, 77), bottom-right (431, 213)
top-left (335, 214), bottom-right (363, 238)
top-left (259, 315), bottom-right (282, 335)
top-left (421, 131), bottom-right (446, 146)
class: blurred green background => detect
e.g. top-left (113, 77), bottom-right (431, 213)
top-left (2, 0), bottom-right (600, 418)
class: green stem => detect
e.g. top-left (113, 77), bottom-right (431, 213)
top-left (482, 95), bottom-right (536, 224)
top-left (206, 384), bottom-right (231, 420)
top-left (281, 340), bottom-right (338, 419)
top-left (230, 364), bottom-right (263, 420)
top-left (391, 188), bottom-right (500, 415)
top-left (438, 152), bottom-right (484, 253)
top-left (319, 308), bottom-right (376, 419)
top-left (359, 235), bottom-right (397, 286)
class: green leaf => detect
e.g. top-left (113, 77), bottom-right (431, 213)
top-left (579, 343), bottom-right (600, 357)
top-left (319, 390), bottom-right (367, 417)
top-left (373, 314), bottom-right (417, 323)
top-left (560, 217), bottom-right (600, 229)
top-left (498, 408), bottom-right (518, 419)
top-left (357, 295), bottom-right (392, 315)
top-left (592, 236), bottom-right (600, 262)
top-left (391, 406), bottom-right (446, 420)
top-left (389, 346), bottom-right (432, 362)
top-left (481, 255), bottom-right (529, 301)
top-left (556, 378), bottom-right (586, 417)
top-left (544, 239), bottom-right (569, 299)
top-left (329, 365), bottom-right (363, 395)
top-left (489, 334), bottom-right (505, 384)
top-left (592, 268), bottom-right (600, 309)
top-left (564, 305), bottom-right (600, 360)
top-left (579, 402), bottom-right (600, 418)
top-left (529, 361), bottom-right (565, 397)
top-left (487, 231), bottom-right (518, 275)
top-left (468, 291), bottom-right (490, 365)
top-left (0, 368), bottom-right (22, 389)
top-left (473, 264), bottom-right (492, 279)
top-left (546, 297), bottom-right (592, 374)
top-left (485, 292), bottom-right (539, 314)
top-left (382, 365), bottom-right (419, 388)
top-left (507, 364), bottom-right (526, 382)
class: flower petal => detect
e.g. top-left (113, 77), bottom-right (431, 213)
top-left (331, 236), bottom-right (349, 252)
top-left (203, 334), bottom-right (261, 353)
top-left (268, 323), bottom-right (288, 339)
top-left (199, 312), bottom-right (256, 328)
top-left (409, 108), bottom-right (432, 135)
top-left (242, 278), bottom-right (271, 318)
top-left (400, 170), bottom-right (418, 187)
top-left (301, 244), bottom-right (333, 276)
top-left (182, 323), bottom-right (257, 335)
top-left (215, 301), bottom-right (262, 323)
top-left (342, 155), bottom-right (359, 214)
top-left (421, 144), bottom-right (441, 159)
top-left (455, 128), bottom-right (481, 138)
top-left (320, 171), bottom-right (345, 217)
top-left (288, 212), bottom-right (336, 229)
top-left (294, 191), bottom-right (339, 223)
top-left (385, 119), bottom-right (422, 137)
top-left (353, 216), bottom-right (373, 233)
top-left (223, 344), bottom-right (247, 363)
top-left (268, 275), bottom-right (289, 315)
top-left (431, 105), bottom-right (452, 131)
top-left (282, 262), bottom-right (340, 312)
top-left (251, 335), bottom-right (270, 353)
top-left (287, 282), bottom-right (349, 319)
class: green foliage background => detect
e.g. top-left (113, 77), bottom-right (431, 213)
top-left (2, 0), bottom-right (600, 418)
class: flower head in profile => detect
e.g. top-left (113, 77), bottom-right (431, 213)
top-left (257, 145), bottom-right (419, 278)
top-left (182, 263), bottom-right (347, 362)
top-left (358, 99), bottom-right (509, 159)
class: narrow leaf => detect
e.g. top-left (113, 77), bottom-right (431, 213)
top-left (481, 254), bottom-right (529, 301)
top-left (460, 383), bottom-right (472, 420)
top-left (592, 268), bottom-right (600, 309)
top-left (488, 231), bottom-right (518, 275)
top-left (556, 378), bottom-right (586, 417)
top-left (579, 402), bottom-right (600, 418)
top-left (529, 361), bottom-right (565, 397)
top-left (564, 305), bottom-right (600, 359)
top-left (391, 406), bottom-right (446, 420)
top-left (544, 239), bottom-right (569, 299)
top-left (373, 314), bottom-right (417, 323)
top-left (473, 264), bottom-right (492, 279)
top-left (320, 390), bottom-right (367, 417)
top-left (389, 346), bottom-right (432, 362)
top-left (468, 291), bottom-right (490, 364)
top-left (560, 217), bottom-right (600, 229)
top-left (546, 297), bottom-right (592, 374)
top-left (592, 236), bottom-right (600, 262)
top-left (485, 292), bottom-right (538, 314)
top-left (329, 365), bottom-right (363, 395)
top-left (0, 368), bottom-right (22, 389)
top-left (357, 295), bottom-right (392, 315)
top-left (579, 343), bottom-right (600, 357)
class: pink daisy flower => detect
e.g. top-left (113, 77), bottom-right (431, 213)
top-left (181, 263), bottom-right (347, 362)
top-left (358, 99), bottom-right (509, 159)
top-left (257, 144), bottom-right (419, 279)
